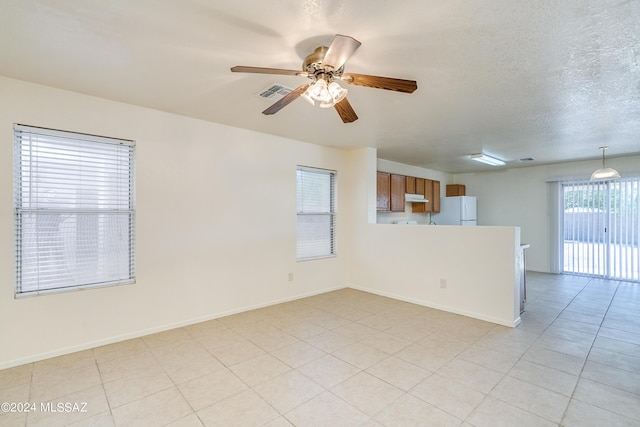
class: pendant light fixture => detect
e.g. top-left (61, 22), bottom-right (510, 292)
top-left (590, 146), bottom-right (620, 181)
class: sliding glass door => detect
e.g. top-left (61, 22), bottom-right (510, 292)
top-left (562, 177), bottom-right (639, 281)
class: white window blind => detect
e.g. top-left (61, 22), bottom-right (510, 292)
top-left (296, 166), bottom-right (336, 261)
top-left (562, 177), bottom-right (639, 282)
top-left (14, 124), bottom-right (136, 296)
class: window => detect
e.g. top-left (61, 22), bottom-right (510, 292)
top-left (14, 124), bottom-right (136, 296)
top-left (296, 166), bottom-right (336, 260)
top-left (561, 177), bottom-right (639, 281)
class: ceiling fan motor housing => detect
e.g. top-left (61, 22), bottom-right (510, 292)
top-left (303, 46), bottom-right (344, 81)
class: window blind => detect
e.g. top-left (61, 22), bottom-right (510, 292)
top-left (14, 124), bottom-right (136, 296)
top-left (562, 177), bottom-right (639, 281)
top-left (296, 166), bottom-right (336, 260)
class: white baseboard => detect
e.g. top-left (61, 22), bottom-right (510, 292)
top-left (1, 283), bottom-right (521, 370)
top-left (346, 283), bottom-right (520, 328)
top-left (0, 285), bottom-right (346, 370)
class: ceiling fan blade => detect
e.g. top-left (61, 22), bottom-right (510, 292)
top-left (334, 97), bottom-right (358, 123)
top-left (341, 73), bottom-right (417, 93)
top-left (262, 83), bottom-right (310, 115)
top-left (231, 66), bottom-right (308, 77)
top-left (321, 35), bottom-right (361, 71)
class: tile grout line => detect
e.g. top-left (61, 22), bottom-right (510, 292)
top-left (557, 277), bottom-right (623, 426)
top-left (464, 276), bottom-right (591, 426)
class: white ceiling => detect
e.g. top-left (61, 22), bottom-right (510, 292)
top-left (1, 0), bottom-right (639, 173)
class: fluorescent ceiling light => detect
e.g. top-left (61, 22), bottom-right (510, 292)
top-left (470, 153), bottom-right (505, 166)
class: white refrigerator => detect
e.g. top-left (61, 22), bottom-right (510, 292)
top-left (433, 196), bottom-right (477, 226)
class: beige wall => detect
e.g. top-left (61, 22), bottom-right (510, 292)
top-left (1, 77), bottom-right (524, 369)
top-left (0, 77), bottom-right (350, 368)
top-left (456, 156), bottom-right (640, 272)
top-left (348, 148), bottom-right (521, 327)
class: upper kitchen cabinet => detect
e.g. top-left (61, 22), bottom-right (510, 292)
top-left (390, 174), bottom-right (406, 212)
top-left (377, 171), bottom-right (406, 212)
top-left (415, 178), bottom-right (425, 196)
top-left (378, 171), bottom-right (435, 214)
top-left (446, 184), bottom-right (465, 197)
top-left (412, 179), bottom-right (441, 213)
top-left (377, 171), bottom-right (391, 211)
top-left (405, 176), bottom-right (416, 194)
top-left (433, 181), bottom-right (441, 212)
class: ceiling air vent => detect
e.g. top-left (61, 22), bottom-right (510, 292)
top-left (519, 157), bottom-right (534, 162)
top-left (257, 84), bottom-right (292, 101)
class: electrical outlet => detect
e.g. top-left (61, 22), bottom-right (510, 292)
top-left (288, 272), bottom-right (294, 282)
top-left (440, 279), bottom-right (447, 289)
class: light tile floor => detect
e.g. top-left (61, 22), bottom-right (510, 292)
top-left (1, 272), bottom-right (639, 426)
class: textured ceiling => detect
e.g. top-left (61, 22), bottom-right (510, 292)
top-left (1, 0), bottom-right (639, 173)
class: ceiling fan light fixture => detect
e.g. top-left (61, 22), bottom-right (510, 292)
top-left (590, 146), bottom-right (620, 181)
top-left (470, 153), bottom-right (505, 166)
top-left (319, 100), bottom-right (336, 109)
top-left (300, 90), bottom-right (316, 106)
top-left (303, 79), bottom-right (348, 108)
top-left (328, 81), bottom-right (347, 104)
top-left (308, 79), bottom-right (329, 102)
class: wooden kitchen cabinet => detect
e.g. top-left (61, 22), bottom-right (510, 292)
top-left (424, 180), bottom-right (434, 212)
top-left (377, 172), bottom-right (406, 212)
top-left (378, 171), bottom-right (431, 214)
top-left (390, 174), bottom-right (405, 212)
top-left (415, 178), bottom-right (425, 196)
top-left (412, 179), bottom-right (441, 213)
top-left (376, 171), bottom-right (391, 211)
top-left (446, 184), bottom-right (465, 197)
top-left (412, 179), bottom-right (431, 213)
top-left (405, 176), bottom-right (416, 194)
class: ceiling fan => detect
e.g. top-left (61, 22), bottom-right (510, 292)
top-left (231, 34), bottom-right (418, 123)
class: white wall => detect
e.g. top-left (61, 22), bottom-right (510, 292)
top-left (348, 149), bottom-right (522, 327)
top-left (455, 157), bottom-right (640, 272)
top-left (0, 77), bottom-right (529, 368)
top-left (349, 224), bottom-right (522, 326)
top-left (0, 76), bottom-right (351, 369)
